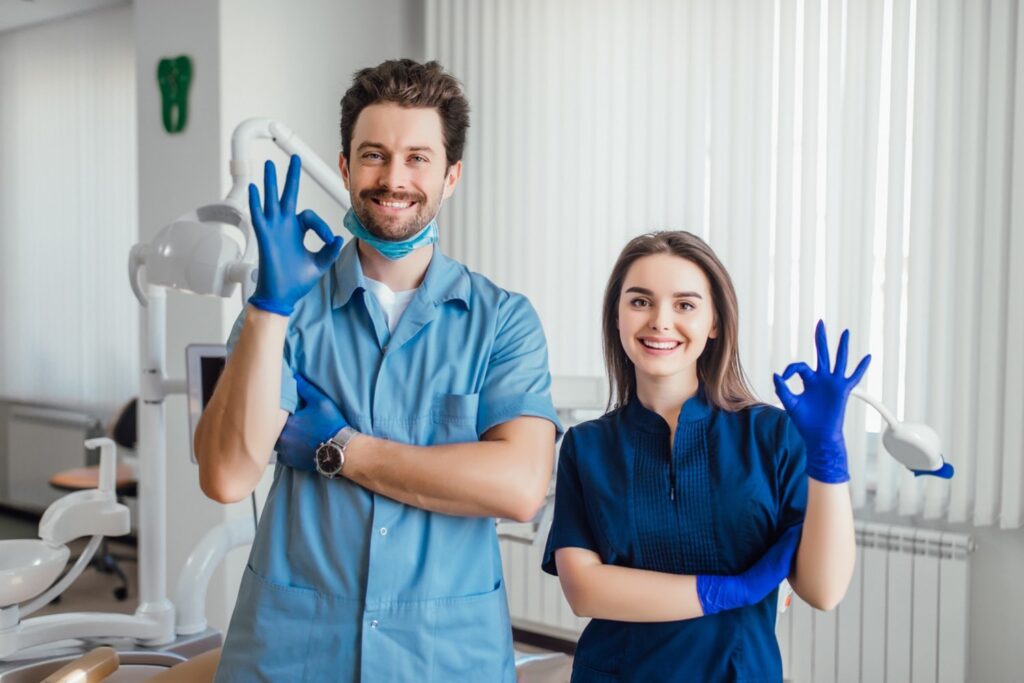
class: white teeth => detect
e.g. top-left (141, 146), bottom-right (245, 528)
top-left (379, 200), bottom-right (411, 209)
top-left (641, 339), bottom-right (680, 350)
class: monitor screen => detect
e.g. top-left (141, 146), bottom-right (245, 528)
top-left (185, 344), bottom-right (226, 464)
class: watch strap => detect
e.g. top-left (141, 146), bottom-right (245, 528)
top-left (331, 426), bottom-right (359, 452)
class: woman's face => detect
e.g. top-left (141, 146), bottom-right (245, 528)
top-left (617, 253), bottom-right (718, 386)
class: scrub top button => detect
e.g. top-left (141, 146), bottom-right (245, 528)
top-left (380, 527), bottom-right (388, 536)
top-left (370, 619), bottom-right (379, 629)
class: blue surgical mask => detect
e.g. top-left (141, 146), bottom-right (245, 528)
top-left (343, 207), bottom-right (439, 261)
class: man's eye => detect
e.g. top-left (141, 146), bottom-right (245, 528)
top-left (410, 155), bottom-right (428, 163)
top-left (364, 152), bottom-right (383, 161)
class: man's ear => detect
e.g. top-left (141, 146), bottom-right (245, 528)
top-left (442, 160), bottom-right (463, 200)
top-left (339, 152), bottom-right (350, 191)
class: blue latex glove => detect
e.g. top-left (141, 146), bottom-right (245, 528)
top-left (248, 155), bottom-right (345, 316)
top-left (773, 321), bottom-right (871, 484)
top-left (697, 524), bottom-right (803, 616)
top-left (274, 374), bottom-right (348, 471)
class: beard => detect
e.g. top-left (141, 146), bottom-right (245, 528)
top-left (350, 187), bottom-right (442, 242)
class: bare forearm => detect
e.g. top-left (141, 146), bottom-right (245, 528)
top-left (195, 306), bottom-right (289, 502)
top-left (554, 549), bottom-right (703, 622)
top-left (790, 479), bottom-right (855, 610)
top-left (341, 418), bottom-right (554, 521)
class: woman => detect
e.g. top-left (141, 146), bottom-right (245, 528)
top-left (543, 231), bottom-right (868, 681)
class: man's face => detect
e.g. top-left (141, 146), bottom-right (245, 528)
top-left (340, 103), bottom-right (461, 241)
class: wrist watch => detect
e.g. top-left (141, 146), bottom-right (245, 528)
top-left (314, 426), bottom-right (359, 479)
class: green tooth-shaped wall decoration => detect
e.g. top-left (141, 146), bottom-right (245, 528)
top-left (157, 55), bottom-right (193, 134)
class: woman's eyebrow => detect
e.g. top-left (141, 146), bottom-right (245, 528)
top-left (625, 286), bottom-right (703, 299)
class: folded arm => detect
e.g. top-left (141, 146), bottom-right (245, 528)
top-left (341, 416), bottom-right (555, 522)
top-left (554, 523), bottom-right (802, 621)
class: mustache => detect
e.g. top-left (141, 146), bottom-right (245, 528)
top-left (360, 189), bottom-right (426, 204)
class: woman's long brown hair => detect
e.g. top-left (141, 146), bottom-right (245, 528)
top-left (601, 231), bottom-right (760, 412)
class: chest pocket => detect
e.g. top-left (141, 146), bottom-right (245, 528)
top-left (431, 392), bottom-right (480, 444)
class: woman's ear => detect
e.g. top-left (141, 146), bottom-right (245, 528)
top-left (709, 318), bottom-right (719, 339)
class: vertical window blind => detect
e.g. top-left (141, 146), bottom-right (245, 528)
top-left (0, 4), bottom-right (137, 415)
top-left (427, 0), bottom-right (1024, 528)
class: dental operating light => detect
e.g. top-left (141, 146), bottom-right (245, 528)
top-left (129, 118), bottom-right (350, 306)
top-left (851, 389), bottom-right (955, 478)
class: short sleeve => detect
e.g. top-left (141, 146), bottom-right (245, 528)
top-left (226, 307), bottom-right (298, 414)
top-left (476, 293), bottom-right (563, 437)
top-left (542, 429), bottom-right (599, 575)
top-left (776, 415), bottom-right (809, 531)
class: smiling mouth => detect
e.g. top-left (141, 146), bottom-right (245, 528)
top-left (372, 198), bottom-right (416, 210)
top-left (639, 338), bottom-right (682, 350)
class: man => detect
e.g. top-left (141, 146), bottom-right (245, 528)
top-left (195, 60), bottom-right (560, 681)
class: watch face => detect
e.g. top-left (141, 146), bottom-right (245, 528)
top-left (316, 443), bottom-right (343, 477)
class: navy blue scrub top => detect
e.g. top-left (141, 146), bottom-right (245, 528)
top-left (543, 390), bottom-right (807, 682)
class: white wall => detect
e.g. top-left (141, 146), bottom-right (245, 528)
top-left (133, 0), bottom-right (423, 633)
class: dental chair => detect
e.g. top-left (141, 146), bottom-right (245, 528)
top-left (47, 400), bottom-right (138, 602)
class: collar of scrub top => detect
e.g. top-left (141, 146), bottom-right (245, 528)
top-left (330, 238), bottom-right (472, 311)
top-left (625, 384), bottom-right (713, 434)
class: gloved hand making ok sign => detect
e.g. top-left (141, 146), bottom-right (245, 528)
top-left (773, 321), bottom-right (871, 484)
top-left (248, 155), bottom-right (345, 317)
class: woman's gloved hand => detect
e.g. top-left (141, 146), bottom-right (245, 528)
top-left (697, 524), bottom-right (803, 615)
top-left (773, 321), bottom-right (871, 484)
top-left (275, 374), bottom-right (349, 471)
top-left (248, 155), bottom-right (345, 317)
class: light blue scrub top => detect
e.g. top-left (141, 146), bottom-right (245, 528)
top-left (215, 241), bottom-right (561, 682)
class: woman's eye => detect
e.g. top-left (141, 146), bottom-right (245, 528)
top-left (677, 301), bottom-right (695, 311)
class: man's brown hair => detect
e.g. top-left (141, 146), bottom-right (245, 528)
top-left (340, 59), bottom-right (470, 168)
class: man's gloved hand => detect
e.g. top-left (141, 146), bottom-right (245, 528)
top-left (773, 321), bottom-right (871, 484)
top-left (696, 524), bottom-right (803, 616)
top-left (275, 374), bottom-right (349, 471)
top-left (248, 155), bottom-right (345, 316)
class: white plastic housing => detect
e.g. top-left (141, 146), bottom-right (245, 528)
top-left (882, 422), bottom-right (945, 471)
top-left (0, 540), bottom-right (70, 608)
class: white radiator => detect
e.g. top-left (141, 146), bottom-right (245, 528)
top-left (502, 519), bottom-right (973, 683)
top-left (500, 517), bottom-right (587, 641)
top-left (778, 521), bottom-right (974, 683)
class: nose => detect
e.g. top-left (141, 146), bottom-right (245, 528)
top-left (379, 161), bottom-right (408, 191)
top-left (649, 303), bottom-right (672, 331)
